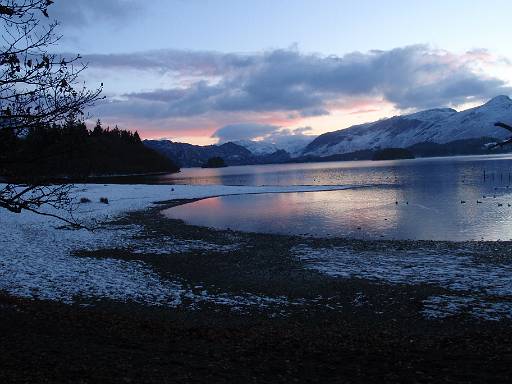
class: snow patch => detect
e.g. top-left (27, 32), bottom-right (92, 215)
top-left (292, 244), bottom-right (512, 320)
top-left (422, 295), bottom-right (512, 321)
top-left (0, 183), bottom-right (354, 309)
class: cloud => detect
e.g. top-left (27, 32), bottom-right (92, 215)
top-left (83, 50), bottom-right (256, 76)
top-left (348, 108), bottom-right (380, 115)
top-left (291, 126), bottom-right (313, 135)
top-left (264, 127), bottom-right (316, 150)
top-left (210, 123), bottom-right (316, 153)
top-left (211, 123), bottom-right (279, 142)
top-left (87, 45), bottom-right (511, 123)
top-left (49, 0), bottom-right (142, 27)
top-left (300, 108), bottom-right (330, 117)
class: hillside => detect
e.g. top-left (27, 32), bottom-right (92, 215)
top-left (143, 96), bottom-right (512, 167)
top-left (233, 135), bottom-right (314, 157)
top-left (144, 140), bottom-right (291, 167)
top-left (303, 96), bottom-right (512, 157)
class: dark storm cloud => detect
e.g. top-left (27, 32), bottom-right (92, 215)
top-left (390, 74), bottom-right (507, 109)
top-left (89, 45), bottom-right (512, 120)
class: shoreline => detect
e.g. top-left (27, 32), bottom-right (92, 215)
top-left (72, 198), bottom-right (512, 324)
top-left (2, 184), bottom-right (512, 381)
top-left (2, 183), bottom-right (512, 305)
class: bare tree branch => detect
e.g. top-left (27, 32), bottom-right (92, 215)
top-left (0, 0), bottom-right (102, 226)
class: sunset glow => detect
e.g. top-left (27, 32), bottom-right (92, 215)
top-left (53, 0), bottom-right (512, 144)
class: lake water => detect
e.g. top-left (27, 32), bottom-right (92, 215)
top-left (162, 155), bottom-right (512, 241)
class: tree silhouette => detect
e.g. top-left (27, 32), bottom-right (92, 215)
top-left (3, 117), bottom-right (178, 178)
top-left (0, 1), bottom-right (103, 226)
top-left (202, 156), bottom-right (227, 168)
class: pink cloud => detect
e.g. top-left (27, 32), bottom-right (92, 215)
top-left (91, 108), bottom-right (306, 144)
top-left (348, 108), bottom-right (380, 115)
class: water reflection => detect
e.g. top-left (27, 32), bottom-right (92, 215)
top-left (163, 155), bottom-right (512, 241)
top-left (165, 187), bottom-right (512, 241)
top-left (152, 154), bottom-right (512, 188)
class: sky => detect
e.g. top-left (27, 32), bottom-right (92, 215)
top-left (47, 0), bottom-right (512, 145)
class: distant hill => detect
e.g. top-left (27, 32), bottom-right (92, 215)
top-left (233, 135), bottom-right (314, 157)
top-left (290, 137), bottom-right (512, 164)
top-left (372, 148), bottom-right (414, 161)
top-left (144, 96), bottom-right (512, 168)
top-left (1, 120), bottom-right (179, 180)
top-left (302, 95), bottom-right (512, 157)
top-left (144, 140), bottom-right (291, 167)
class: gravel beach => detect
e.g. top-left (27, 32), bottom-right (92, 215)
top-left (2, 185), bottom-right (512, 382)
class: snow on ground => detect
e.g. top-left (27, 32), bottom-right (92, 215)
top-left (422, 295), bottom-right (512, 321)
top-left (130, 236), bottom-right (240, 255)
top-left (292, 244), bottom-right (512, 320)
top-left (5, 182), bottom-right (512, 320)
top-left (0, 183), bottom-right (352, 309)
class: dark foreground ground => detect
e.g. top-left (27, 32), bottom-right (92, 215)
top-left (2, 200), bottom-right (512, 383)
top-left (1, 293), bottom-right (512, 383)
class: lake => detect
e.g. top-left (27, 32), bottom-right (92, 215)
top-left (162, 155), bottom-right (512, 241)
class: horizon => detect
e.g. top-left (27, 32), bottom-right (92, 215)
top-left (144, 94), bottom-right (512, 146)
top-left (48, 1), bottom-right (512, 145)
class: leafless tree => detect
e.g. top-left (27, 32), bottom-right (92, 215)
top-left (0, 0), bottom-right (102, 226)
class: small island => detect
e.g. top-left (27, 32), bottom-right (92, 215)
top-left (372, 148), bottom-right (415, 161)
top-left (201, 156), bottom-right (227, 168)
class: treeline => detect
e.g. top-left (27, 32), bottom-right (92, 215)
top-left (0, 119), bottom-right (179, 181)
top-left (372, 148), bottom-right (415, 161)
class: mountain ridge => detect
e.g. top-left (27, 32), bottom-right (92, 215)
top-left (144, 96), bottom-right (512, 167)
top-left (144, 139), bottom-right (291, 167)
top-left (303, 95), bottom-right (512, 156)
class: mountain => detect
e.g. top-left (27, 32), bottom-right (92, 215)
top-left (303, 95), bottom-right (512, 157)
top-left (144, 140), bottom-right (291, 167)
top-left (234, 135), bottom-right (315, 157)
top-left (232, 140), bottom-right (280, 155)
top-left (144, 96), bottom-right (512, 168)
top-left (144, 140), bottom-right (252, 167)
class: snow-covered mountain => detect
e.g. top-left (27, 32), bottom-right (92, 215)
top-left (235, 135), bottom-right (315, 157)
top-left (232, 140), bottom-right (280, 156)
top-left (303, 96), bottom-right (512, 157)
